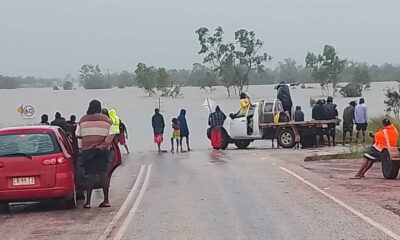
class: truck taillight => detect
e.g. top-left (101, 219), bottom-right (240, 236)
top-left (42, 157), bottom-right (66, 166)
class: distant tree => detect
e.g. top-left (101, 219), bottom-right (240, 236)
top-left (116, 70), bottom-right (135, 88)
top-left (353, 64), bottom-right (371, 89)
top-left (278, 58), bottom-right (298, 83)
top-left (63, 81), bottom-right (73, 90)
top-left (155, 67), bottom-right (172, 93)
top-left (384, 86), bottom-right (400, 118)
top-left (196, 26), bottom-right (235, 97)
top-left (339, 82), bottom-right (362, 97)
top-left (0, 75), bottom-right (19, 89)
top-left (79, 64), bottom-right (111, 89)
top-left (135, 63), bottom-right (157, 96)
top-left (305, 45), bottom-right (346, 96)
top-left (232, 29), bottom-right (271, 93)
top-left (189, 63), bottom-right (217, 92)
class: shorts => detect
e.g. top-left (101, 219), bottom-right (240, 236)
top-left (172, 130), bottom-right (180, 140)
top-left (364, 146), bottom-right (381, 162)
top-left (343, 124), bottom-right (354, 132)
top-left (356, 123), bottom-right (368, 131)
top-left (154, 134), bottom-right (163, 144)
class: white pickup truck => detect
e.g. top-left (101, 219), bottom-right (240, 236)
top-left (209, 99), bottom-right (340, 149)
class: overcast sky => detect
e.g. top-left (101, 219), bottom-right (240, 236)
top-left (0, 0), bottom-right (399, 78)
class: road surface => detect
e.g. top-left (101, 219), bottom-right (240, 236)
top-left (1, 146), bottom-right (400, 240)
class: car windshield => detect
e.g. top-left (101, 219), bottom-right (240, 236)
top-left (0, 133), bottom-right (59, 157)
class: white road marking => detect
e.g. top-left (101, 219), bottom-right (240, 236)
top-left (113, 164), bottom-right (152, 240)
top-left (280, 167), bottom-right (400, 240)
top-left (99, 165), bottom-right (146, 240)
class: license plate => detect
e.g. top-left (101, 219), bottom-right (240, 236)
top-left (12, 177), bottom-right (35, 186)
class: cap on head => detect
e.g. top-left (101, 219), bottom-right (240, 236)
top-left (350, 101), bottom-right (356, 107)
top-left (382, 118), bottom-right (391, 126)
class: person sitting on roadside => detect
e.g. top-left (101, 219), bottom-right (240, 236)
top-left (39, 114), bottom-right (50, 125)
top-left (293, 106), bottom-right (304, 122)
top-left (351, 119), bottom-right (398, 179)
top-left (342, 101), bottom-right (356, 145)
top-left (324, 96), bottom-right (339, 146)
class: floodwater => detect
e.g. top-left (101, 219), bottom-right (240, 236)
top-left (0, 81), bottom-right (396, 152)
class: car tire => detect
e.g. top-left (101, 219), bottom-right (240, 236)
top-left (64, 185), bottom-right (77, 209)
top-left (234, 140), bottom-right (251, 149)
top-left (277, 128), bottom-right (296, 148)
top-left (381, 149), bottom-right (400, 179)
top-left (0, 202), bottom-right (10, 213)
top-left (220, 130), bottom-right (230, 150)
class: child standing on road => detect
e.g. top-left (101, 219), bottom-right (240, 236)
top-left (171, 118), bottom-right (180, 153)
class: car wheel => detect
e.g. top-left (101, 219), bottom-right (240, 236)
top-left (64, 185), bottom-right (77, 209)
top-left (234, 140), bottom-right (251, 149)
top-left (0, 202), bottom-right (10, 213)
top-left (277, 128), bottom-right (296, 148)
top-left (220, 130), bottom-right (230, 150)
top-left (381, 149), bottom-right (400, 179)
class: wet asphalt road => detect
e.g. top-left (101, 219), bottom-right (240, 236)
top-left (1, 147), bottom-right (400, 240)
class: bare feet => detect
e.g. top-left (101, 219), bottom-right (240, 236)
top-left (349, 175), bottom-right (365, 179)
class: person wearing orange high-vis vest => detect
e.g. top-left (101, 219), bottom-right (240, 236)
top-left (351, 119), bottom-right (398, 179)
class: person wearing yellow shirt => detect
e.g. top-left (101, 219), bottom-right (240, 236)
top-left (238, 93), bottom-right (250, 117)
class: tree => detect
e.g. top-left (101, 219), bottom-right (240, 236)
top-left (384, 86), bottom-right (400, 118)
top-left (63, 81), bottom-right (73, 90)
top-left (305, 45), bottom-right (346, 96)
top-left (232, 29), bottom-right (271, 93)
top-left (339, 83), bottom-right (362, 97)
top-left (116, 70), bottom-right (135, 88)
top-left (155, 67), bottom-right (172, 92)
top-left (189, 63), bottom-right (217, 91)
top-left (79, 64), bottom-right (111, 89)
top-left (277, 58), bottom-right (298, 83)
top-left (196, 26), bottom-right (235, 97)
top-left (0, 75), bottom-right (19, 89)
top-left (135, 63), bottom-right (157, 96)
top-left (353, 64), bottom-right (371, 89)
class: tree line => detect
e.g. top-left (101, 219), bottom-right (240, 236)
top-left (2, 26), bottom-right (400, 94)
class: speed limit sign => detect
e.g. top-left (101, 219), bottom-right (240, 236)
top-left (17, 104), bottom-right (36, 119)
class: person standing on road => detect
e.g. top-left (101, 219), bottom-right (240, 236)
top-left (208, 106), bottom-right (226, 149)
top-left (325, 96), bottom-right (339, 146)
top-left (171, 118), bottom-right (181, 153)
top-left (355, 98), bottom-right (368, 143)
top-left (312, 99), bottom-right (326, 146)
top-left (76, 100), bottom-right (116, 209)
top-left (342, 101), bottom-right (356, 145)
top-left (67, 115), bottom-right (77, 125)
top-left (39, 114), bottom-right (50, 125)
top-left (351, 119), bottom-right (398, 179)
top-left (293, 106), bottom-right (304, 122)
top-left (118, 120), bottom-right (130, 154)
top-left (152, 108), bottom-right (165, 152)
top-left (177, 109), bottom-right (191, 152)
top-left (51, 112), bottom-right (69, 131)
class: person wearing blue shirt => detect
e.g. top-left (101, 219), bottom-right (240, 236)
top-left (354, 98), bottom-right (368, 143)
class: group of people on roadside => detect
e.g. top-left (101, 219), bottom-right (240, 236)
top-left (39, 112), bottom-right (77, 133)
top-left (311, 96), bottom-right (339, 146)
top-left (151, 108), bottom-right (191, 153)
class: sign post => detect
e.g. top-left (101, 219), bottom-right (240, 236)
top-left (17, 104), bottom-right (36, 119)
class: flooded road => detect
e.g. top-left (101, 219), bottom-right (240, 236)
top-left (1, 83), bottom-right (400, 239)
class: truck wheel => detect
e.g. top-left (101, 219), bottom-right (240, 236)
top-left (381, 149), bottom-right (400, 179)
top-left (278, 128), bottom-right (296, 148)
top-left (234, 140), bottom-right (251, 149)
top-left (220, 130), bottom-right (230, 150)
top-left (64, 185), bottom-right (77, 209)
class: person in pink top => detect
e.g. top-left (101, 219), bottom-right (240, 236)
top-left (76, 100), bottom-right (117, 209)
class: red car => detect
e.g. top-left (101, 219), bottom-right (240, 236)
top-left (0, 126), bottom-right (121, 211)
